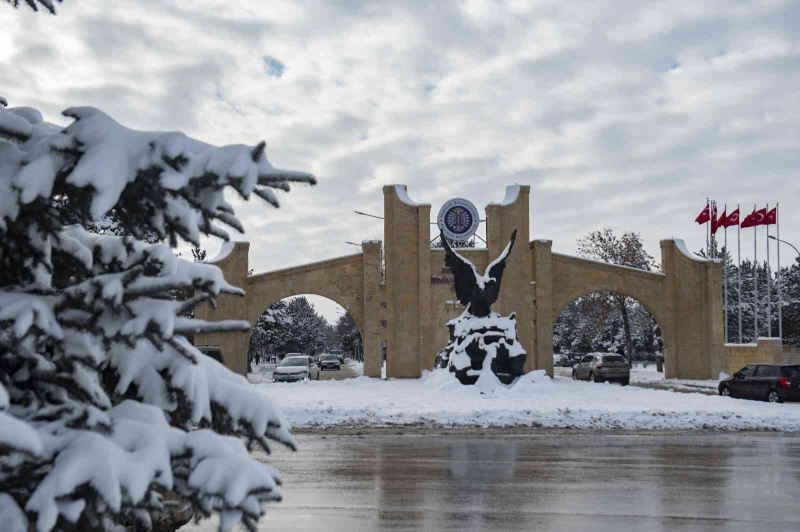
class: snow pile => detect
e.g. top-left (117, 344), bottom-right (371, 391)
top-left (256, 369), bottom-right (800, 431)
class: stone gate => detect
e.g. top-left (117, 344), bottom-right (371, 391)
top-left (195, 184), bottom-right (725, 380)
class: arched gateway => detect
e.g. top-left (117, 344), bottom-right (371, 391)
top-left (195, 185), bottom-right (725, 380)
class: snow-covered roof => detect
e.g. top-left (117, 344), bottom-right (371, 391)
top-left (488, 185), bottom-right (521, 207)
top-left (205, 241), bottom-right (237, 264)
top-left (393, 184), bottom-right (423, 206)
top-left (673, 239), bottom-right (713, 263)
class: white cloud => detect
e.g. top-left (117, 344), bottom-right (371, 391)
top-left (2, 0), bottom-right (798, 284)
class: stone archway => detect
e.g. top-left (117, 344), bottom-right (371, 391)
top-left (194, 241), bottom-right (384, 376)
top-left (196, 184), bottom-right (725, 380)
top-left (553, 288), bottom-right (666, 373)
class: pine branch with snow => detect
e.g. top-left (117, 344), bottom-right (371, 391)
top-left (4, 0), bottom-right (60, 14)
top-left (0, 101), bottom-right (314, 531)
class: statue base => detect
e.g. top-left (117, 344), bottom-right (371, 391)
top-left (441, 311), bottom-right (527, 386)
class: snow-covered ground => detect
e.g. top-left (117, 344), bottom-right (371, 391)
top-left (254, 369), bottom-right (800, 432)
top-left (630, 367), bottom-right (718, 390)
top-left (554, 364), bottom-right (719, 393)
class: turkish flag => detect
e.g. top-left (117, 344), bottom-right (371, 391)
top-left (695, 204), bottom-right (711, 224)
top-left (741, 208), bottom-right (767, 228)
top-left (721, 208), bottom-right (740, 228)
top-left (765, 207), bottom-right (777, 225)
top-left (711, 206), bottom-right (723, 235)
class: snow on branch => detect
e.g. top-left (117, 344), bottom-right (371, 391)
top-left (0, 101), bottom-right (311, 531)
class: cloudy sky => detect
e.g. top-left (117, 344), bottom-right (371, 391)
top-left (2, 0), bottom-right (799, 319)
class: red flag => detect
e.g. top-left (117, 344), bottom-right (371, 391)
top-left (721, 208), bottom-right (739, 228)
top-left (765, 207), bottom-right (776, 225)
top-left (741, 208), bottom-right (767, 228)
top-left (695, 204), bottom-right (711, 224)
top-left (711, 206), bottom-right (723, 235)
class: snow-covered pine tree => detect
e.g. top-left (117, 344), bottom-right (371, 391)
top-left (283, 297), bottom-right (328, 355)
top-left (4, 0), bottom-right (60, 14)
top-left (0, 101), bottom-right (315, 531)
top-left (248, 301), bottom-right (294, 364)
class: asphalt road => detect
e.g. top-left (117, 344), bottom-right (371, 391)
top-left (182, 430), bottom-right (800, 531)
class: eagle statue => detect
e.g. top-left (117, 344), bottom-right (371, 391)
top-left (441, 229), bottom-right (517, 317)
top-left (439, 230), bottom-right (527, 386)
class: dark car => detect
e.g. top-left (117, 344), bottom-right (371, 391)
top-left (719, 364), bottom-right (800, 403)
top-left (553, 355), bottom-right (573, 368)
top-left (319, 354), bottom-right (342, 371)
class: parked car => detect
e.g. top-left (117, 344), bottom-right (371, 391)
top-left (719, 364), bottom-right (800, 403)
top-left (273, 354), bottom-right (320, 382)
top-left (553, 355), bottom-right (572, 368)
top-left (572, 353), bottom-right (630, 385)
top-left (319, 354), bottom-right (342, 371)
top-left (329, 349), bottom-right (345, 363)
top-left (196, 345), bottom-right (224, 365)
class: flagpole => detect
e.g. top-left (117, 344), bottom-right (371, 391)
top-left (765, 203), bottom-right (771, 337)
top-left (706, 197), bottom-right (710, 258)
top-left (737, 203), bottom-right (742, 343)
top-left (723, 203), bottom-right (728, 343)
top-left (777, 202), bottom-right (783, 339)
top-left (753, 203), bottom-right (758, 341)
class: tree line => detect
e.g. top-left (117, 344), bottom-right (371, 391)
top-left (247, 296), bottom-right (362, 364)
top-left (710, 244), bottom-right (800, 346)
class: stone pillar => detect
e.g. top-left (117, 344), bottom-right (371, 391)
top-left (660, 239), bottom-right (725, 379)
top-left (531, 240), bottom-right (554, 376)
top-left (362, 240), bottom-right (384, 378)
top-left (485, 185), bottom-right (535, 372)
top-left (194, 241), bottom-right (251, 375)
top-left (383, 185), bottom-right (430, 378)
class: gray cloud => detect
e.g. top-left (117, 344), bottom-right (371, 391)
top-left (1, 0), bottom-right (798, 279)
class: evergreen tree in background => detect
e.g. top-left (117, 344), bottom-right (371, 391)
top-left (335, 312), bottom-right (362, 358)
top-left (284, 297), bottom-right (328, 355)
top-left (248, 297), bottom-right (332, 361)
top-left (714, 247), bottom-right (800, 346)
top-left (553, 292), bottom-right (660, 358)
top-left (248, 300), bottom-right (294, 364)
top-left (0, 99), bottom-right (314, 531)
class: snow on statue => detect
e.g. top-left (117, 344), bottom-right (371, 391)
top-left (0, 99), bottom-right (315, 532)
top-left (439, 230), bottom-right (527, 387)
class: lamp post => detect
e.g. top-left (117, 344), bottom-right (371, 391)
top-left (769, 236), bottom-right (800, 261)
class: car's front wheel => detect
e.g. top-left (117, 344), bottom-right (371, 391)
top-left (767, 389), bottom-right (782, 403)
top-left (719, 386), bottom-right (731, 397)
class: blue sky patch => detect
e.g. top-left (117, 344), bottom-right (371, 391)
top-left (263, 55), bottom-right (285, 78)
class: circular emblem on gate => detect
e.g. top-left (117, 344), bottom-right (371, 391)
top-left (437, 198), bottom-right (480, 241)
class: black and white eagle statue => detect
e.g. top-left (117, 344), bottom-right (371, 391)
top-left (439, 231), bottom-right (527, 386)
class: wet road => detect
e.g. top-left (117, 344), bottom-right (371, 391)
top-left (183, 431), bottom-right (800, 531)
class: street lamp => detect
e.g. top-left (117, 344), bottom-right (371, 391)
top-left (769, 235), bottom-right (800, 261)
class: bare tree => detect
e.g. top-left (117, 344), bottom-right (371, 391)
top-left (577, 228), bottom-right (659, 364)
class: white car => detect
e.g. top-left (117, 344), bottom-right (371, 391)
top-left (273, 354), bottom-right (320, 382)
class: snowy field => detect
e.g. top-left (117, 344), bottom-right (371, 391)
top-left (255, 369), bottom-right (800, 432)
